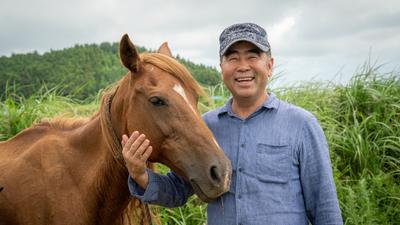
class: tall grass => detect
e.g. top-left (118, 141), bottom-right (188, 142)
top-left (0, 84), bottom-right (97, 141)
top-left (199, 82), bottom-right (231, 113)
top-left (152, 197), bottom-right (206, 225)
top-left (1, 64), bottom-right (399, 224)
top-left (333, 68), bottom-right (400, 179)
top-left (278, 64), bottom-right (400, 224)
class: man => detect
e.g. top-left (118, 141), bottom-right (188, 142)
top-left (122, 22), bottom-right (343, 225)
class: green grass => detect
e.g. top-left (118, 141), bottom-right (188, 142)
top-left (0, 84), bottom-right (97, 141)
top-left (1, 63), bottom-right (399, 224)
top-left (277, 64), bottom-right (400, 224)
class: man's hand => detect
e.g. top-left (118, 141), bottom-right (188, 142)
top-left (122, 131), bottom-right (153, 189)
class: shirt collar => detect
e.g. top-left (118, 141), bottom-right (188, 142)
top-left (217, 92), bottom-right (279, 116)
top-left (262, 92), bottom-right (279, 109)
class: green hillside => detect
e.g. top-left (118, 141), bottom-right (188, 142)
top-left (0, 43), bottom-right (220, 99)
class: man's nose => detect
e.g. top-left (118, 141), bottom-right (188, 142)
top-left (237, 58), bottom-right (251, 72)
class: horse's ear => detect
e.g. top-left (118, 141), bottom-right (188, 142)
top-left (157, 42), bottom-right (173, 57)
top-left (120, 34), bottom-right (141, 73)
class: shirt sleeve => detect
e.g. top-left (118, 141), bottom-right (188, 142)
top-left (299, 116), bottom-right (343, 225)
top-left (127, 168), bottom-right (194, 208)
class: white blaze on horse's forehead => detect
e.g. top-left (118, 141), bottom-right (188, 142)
top-left (173, 84), bottom-right (196, 113)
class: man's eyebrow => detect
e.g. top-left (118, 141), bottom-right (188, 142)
top-left (224, 47), bottom-right (261, 57)
top-left (247, 48), bottom-right (262, 54)
top-left (223, 49), bottom-right (238, 57)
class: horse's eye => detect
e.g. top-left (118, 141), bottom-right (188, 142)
top-left (149, 97), bottom-right (166, 106)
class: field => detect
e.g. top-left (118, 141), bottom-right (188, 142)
top-left (1, 65), bottom-right (399, 224)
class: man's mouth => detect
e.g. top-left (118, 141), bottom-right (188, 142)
top-left (235, 77), bottom-right (255, 83)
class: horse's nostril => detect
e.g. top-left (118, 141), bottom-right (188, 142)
top-left (210, 165), bottom-right (221, 183)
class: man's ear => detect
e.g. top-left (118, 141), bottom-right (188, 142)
top-left (268, 57), bottom-right (274, 69)
top-left (120, 34), bottom-right (141, 73)
top-left (157, 42), bottom-right (173, 57)
top-left (267, 57), bottom-right (274, 77)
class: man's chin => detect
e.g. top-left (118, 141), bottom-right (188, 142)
top-left (232, 91), bottom-right (257, 100)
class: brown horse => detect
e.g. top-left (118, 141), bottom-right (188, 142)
top-left (0, 34), bottom-right (232, 225)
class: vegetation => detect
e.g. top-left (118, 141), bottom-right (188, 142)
top-left (0, 43), bottom-right (220, 100)
top-left (0, 47), bottom-right (399, 224)
top-left (276, 65), bottom-right (400, 225)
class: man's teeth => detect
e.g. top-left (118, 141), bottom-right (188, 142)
top-left (236, 77), bottom-right (254, 82)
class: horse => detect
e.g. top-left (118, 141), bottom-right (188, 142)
top-left (0, 34), bottom-right (232, 225)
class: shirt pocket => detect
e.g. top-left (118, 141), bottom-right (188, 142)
top-left (256, 143), bottom-right (291, 184)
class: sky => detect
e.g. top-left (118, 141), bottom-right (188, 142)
top-left (1, 0), bottom-right (400, 86)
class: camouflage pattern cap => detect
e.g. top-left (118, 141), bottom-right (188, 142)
top-left (219, 22), bottom-right (270, 57)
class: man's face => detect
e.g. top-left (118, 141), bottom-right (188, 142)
top-left (220, 41), bottom-right (274, 102)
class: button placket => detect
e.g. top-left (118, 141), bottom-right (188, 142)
top-left (236, 121), bottom-right (246, 219)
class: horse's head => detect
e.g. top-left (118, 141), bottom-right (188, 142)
top-left (111, 34), bottom-right (231, 202)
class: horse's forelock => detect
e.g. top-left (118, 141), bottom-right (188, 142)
top-left (141, 53), bottom-right (206, 98)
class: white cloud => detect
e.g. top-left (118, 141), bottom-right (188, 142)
top-left (270, 16), bottom-right (297, 45)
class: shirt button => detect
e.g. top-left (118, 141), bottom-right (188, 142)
top-left (238, 167), bottom-right (243, 172)
top-left (238, 194), bottom-right (242, 199)
top-left (240, 143), bottom-right (245, 148)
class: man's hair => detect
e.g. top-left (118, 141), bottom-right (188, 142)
top-left (265, 49), bottom-right (272, 57)
top-left (219, 48), bottom-right (272, 62)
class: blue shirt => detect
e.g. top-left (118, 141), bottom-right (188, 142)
top-left (128, 93), bottom-right (343, 225)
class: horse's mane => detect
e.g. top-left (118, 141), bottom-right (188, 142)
top-left (35, 117), bottom-right (91, 130)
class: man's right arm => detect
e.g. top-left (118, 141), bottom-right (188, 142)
top-left (128, 170), bottom-right (194, 207)
top-left (122, 131), bottom-right (193, 208)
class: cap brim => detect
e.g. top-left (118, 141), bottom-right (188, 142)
top-left (220, 37), bottom-right (270, 57)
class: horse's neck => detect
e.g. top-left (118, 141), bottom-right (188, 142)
top-left (69, 115), bottom-right (131, 225)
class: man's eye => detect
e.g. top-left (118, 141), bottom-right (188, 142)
top-left (149, 97), bottom-right (166, 106)
top-left (248, 54), bottom-right (258, 59)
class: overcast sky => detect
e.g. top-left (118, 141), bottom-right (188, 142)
top-left (1, 0), bottom-right (399, 86)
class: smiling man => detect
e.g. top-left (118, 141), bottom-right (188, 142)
top-left (123, 22), bottom-right (343, 225)
top-left (220, 40), bottom-right (273, 119)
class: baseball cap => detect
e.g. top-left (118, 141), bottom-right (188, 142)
top-left (219, 22), bottom-right (270, 57)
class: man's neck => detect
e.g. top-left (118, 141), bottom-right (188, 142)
top-left (231, 93), bottom-right (268, 119)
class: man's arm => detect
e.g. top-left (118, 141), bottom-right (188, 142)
top-left (299, 117), bottom-right (343, 225)
top-left (122, 131), bottom-right (194, 208)
top-left (128, 170), bottom-right (194, 207)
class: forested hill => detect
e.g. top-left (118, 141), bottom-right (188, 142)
top-left (0, 42), bottom-right (220, 99)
